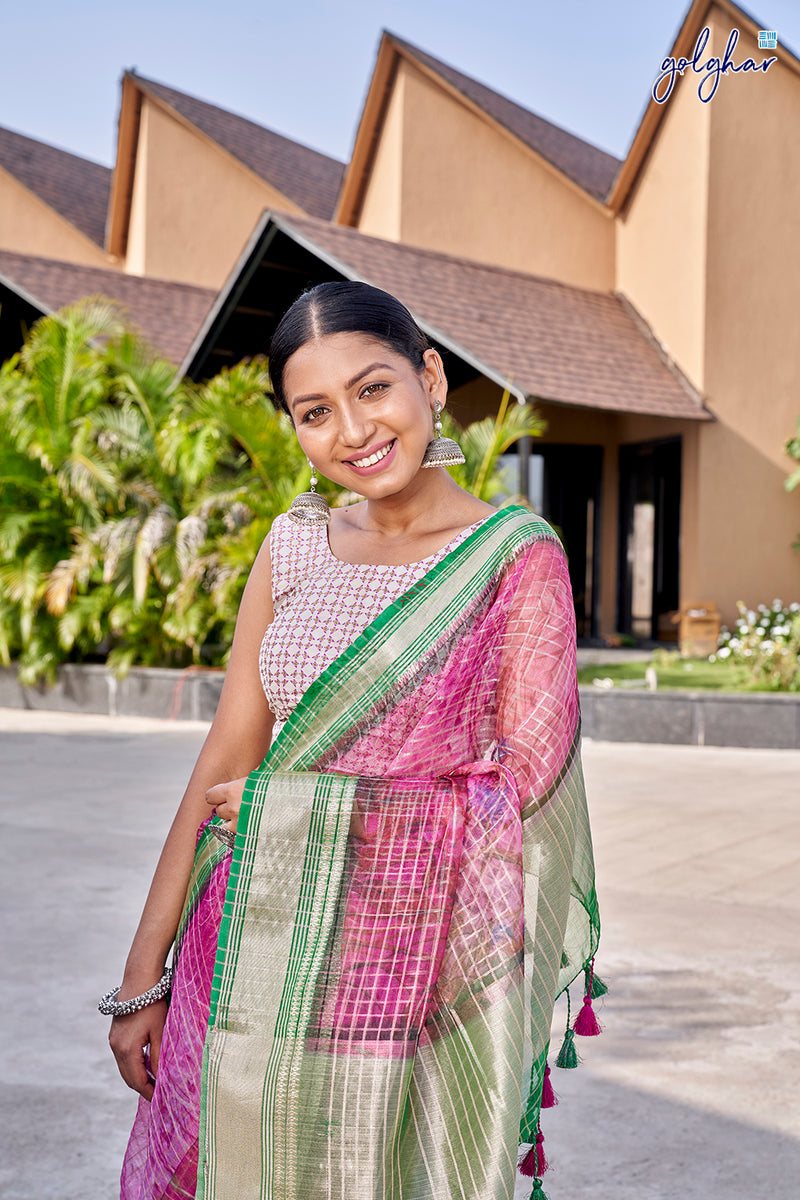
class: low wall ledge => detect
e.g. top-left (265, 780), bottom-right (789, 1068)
top-left (1, 666), bottom-right (798, 749)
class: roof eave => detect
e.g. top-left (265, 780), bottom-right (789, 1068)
top-left (107, 72), bottom-right (143, 258)
top-left (333, 33), bottom-right (398, 226)
top-left (0, 266), bottom-right (52, 319)
top-left (179, 209), bottom-right (279, 378)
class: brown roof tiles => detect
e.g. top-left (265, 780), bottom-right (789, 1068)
top-left (0, 250), bottom-right (215, 364)
top-left (133, 75), bottom-right (345, 221)
top-left (389, 34), bottom-right (621, 203)
top-left (0, 126), bottom-right (111, 247)
top-left (273, 213), bottom-right (706, 420)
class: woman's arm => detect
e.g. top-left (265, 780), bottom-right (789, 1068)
top-left (108, 533), bottom-right (276, 1099)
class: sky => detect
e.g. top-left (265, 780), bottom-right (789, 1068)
top-left (2, 0), bottom-right (799, 169)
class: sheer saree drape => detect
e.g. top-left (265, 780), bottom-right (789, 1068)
top-left (128, 505), bottom-right (599, 1200)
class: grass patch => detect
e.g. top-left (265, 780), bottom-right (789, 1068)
top-left (577, 655), bottom-right (765, 692)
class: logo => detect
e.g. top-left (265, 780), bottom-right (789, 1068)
top-left (758, 31), bottom-right (778, 50)
top-left (652, 27), bottom-right (778, 104)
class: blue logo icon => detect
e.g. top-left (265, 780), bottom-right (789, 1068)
top-left (758, 31), bottom-right (778, 49)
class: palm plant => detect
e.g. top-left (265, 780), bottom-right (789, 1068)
top-left (445, 388), bottom-right (544, 504)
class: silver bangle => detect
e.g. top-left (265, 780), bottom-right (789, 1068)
top-left (98, 967), bottom-right (173, 1016)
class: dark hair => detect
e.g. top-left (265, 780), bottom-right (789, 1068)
top-left (269, 281), bottom-right (430, 414)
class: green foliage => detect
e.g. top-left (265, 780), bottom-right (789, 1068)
top-left (0, 301), bottom-right (303, 681)
top-left (445, 389), bottom-right (544, 503)
top-left (713, 601), bottom-right (800, 691)
top-left (1, 305), bottom-right (543, 683)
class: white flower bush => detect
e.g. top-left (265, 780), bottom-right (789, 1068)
top-left (712, 601), bottom-right (800, 690)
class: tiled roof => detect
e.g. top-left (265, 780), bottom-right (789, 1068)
top-left (272, 214), bottom-right (706, 419)
top-left (389, 34), bottom-right (621, 203)
top-left (133, 75), bottom-right (345, 221)
top-left (0, 251), bottom-right (215, 364)
top-left (0, 126), bottom-right (111, 246)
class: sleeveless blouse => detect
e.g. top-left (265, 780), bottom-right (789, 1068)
top-left (259, 512), bottom-right (485, 729)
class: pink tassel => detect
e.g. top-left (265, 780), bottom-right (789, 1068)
top-left (573, 993), bottom-right (602, 1037)
top-left (536, 1127), bottom-right (549, 1175)
top-left (540, 1061), bottom-right (558, 1108)
top-left (518, 1144), bottom-right (538, 1178)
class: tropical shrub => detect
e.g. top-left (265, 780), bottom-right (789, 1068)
top-left (712, 600), bottom-right (800, 691)
top-left (0, 303), bottom-right (543, 682)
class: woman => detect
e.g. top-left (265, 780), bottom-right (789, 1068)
top-left (106, 282), bottom-right (599, 1200)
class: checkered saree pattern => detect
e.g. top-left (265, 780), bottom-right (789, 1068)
top-left (123, 505), bottom-right (598, 1200)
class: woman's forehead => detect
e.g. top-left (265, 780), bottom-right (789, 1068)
top-left (283, 333), bottom-right (406, 389)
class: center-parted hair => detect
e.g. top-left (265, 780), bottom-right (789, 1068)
top-left (269, 281), bottom-right (430, 414)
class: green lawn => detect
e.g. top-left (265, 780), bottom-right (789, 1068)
top-left (577, 655), bottom-right (764, 692)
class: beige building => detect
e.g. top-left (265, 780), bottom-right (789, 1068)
top-left (0, 0), bottom-right (798, 637)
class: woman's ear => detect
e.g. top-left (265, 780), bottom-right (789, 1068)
top-left (422, 348), bottom-right (448, 410)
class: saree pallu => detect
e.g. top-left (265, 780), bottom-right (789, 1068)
top-left (123, 505), bottom-right (599, 1200)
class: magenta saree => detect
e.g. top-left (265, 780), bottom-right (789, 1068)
top-left (122, 505), bottom-right (599, 1200)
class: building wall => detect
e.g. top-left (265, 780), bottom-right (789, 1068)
top-left (125, 98), bottom-right (304, 288)
top-left (615, 59), bottom-right (711, 392)
top-left (358, 70), bottom-right (404, 241)
top-left (356, 59), bottom-right (615, 292)
top-left (0, 168), bottom-right (112, 268)
top-left (694, 12), bottom-right (800, 611)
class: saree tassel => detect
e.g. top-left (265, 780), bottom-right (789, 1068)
top-left (556, 1026), bottom-right (580, 1068)
top-left (556, 989), bottom-right (580, 1068)
top-left (536, 1125), bottom-right (549, 1175)
top-left (519, 1145), bottom-right (538, 1177)
top-left (540, 1061), bottom-right (558, 1108)
top-left (585, 957), bottom-right (609, 998)
top-left (528, 1179), bottom-right (550, 1200)
top-left (573, 993), bottom-right (602, 1037)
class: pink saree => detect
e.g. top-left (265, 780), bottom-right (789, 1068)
top-left (121, 505), bottom-right (599, 1200)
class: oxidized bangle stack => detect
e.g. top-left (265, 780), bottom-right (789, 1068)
top-left (98, 966), bottom-right (173, 1016)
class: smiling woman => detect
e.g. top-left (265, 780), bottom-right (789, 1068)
top-left (107, 281), bottom-right (600, 1200)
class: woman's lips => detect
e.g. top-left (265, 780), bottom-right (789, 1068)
top-left (344, 438), bottom-right (398, 476)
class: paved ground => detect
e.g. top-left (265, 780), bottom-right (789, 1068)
top-left (1, 708), bottom-right (798, 1200)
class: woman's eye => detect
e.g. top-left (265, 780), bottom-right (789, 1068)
top-left (302, 405), bottom-right (328, 423)
top-left (362, 382), bottom-right (387, 398)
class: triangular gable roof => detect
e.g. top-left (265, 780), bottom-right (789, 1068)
top-left (609, 0), bottom-right (800, 211)
top-left (185, 210), bottom-right (707, 421)
top-left (132, 73), bottom-right (344, 220)
top-left (0, 250), bottom-right (215, 364)
top-left (0, 126), bottom-right (111, 247)
top-left (336, 32), bottom-right (621, 224)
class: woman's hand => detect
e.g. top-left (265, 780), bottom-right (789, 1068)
top-left (205, 777), bottom-right (249, 834)
top-left (108, 992), bottom-right (168, 1102)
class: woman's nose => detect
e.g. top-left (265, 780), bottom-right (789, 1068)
top-left (338, 403), bottom-right (375, 448)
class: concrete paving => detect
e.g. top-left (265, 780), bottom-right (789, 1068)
top-left (1, 708), bottom-right (798, 1200)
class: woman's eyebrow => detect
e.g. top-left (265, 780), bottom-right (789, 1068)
top-left (291, 363), bottom-right (396, 411)
top-left (345, 362), bottom-right (395, 389)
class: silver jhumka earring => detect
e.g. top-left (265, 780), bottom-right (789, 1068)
top-left (287, 459), bottom-right (331, 525)
top-left (421, 398), bottom-right (465, 469)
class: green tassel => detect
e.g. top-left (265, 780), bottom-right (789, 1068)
top-left (528, 1179), bottom-right (550, 1200)
top-left (555, 1026), bottom-right (579, 1069)
top-left (585, 965), bottom-right (609, 998)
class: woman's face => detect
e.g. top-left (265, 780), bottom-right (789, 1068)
top-left (282, 332), bottom-right (445, 498)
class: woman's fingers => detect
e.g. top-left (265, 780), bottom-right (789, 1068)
top-left (108, 1003), bottom-right (168, 1101)
top-left (205, 777), bottom-right (249, 831)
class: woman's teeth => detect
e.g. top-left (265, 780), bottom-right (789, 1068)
top-left (351, 441), bottom-right (394, 468)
